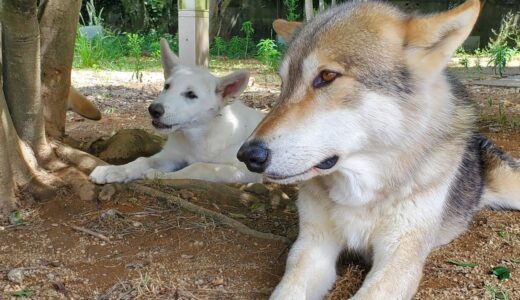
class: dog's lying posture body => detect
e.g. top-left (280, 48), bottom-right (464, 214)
top-left (90, 39), bottom-right (264, 184)
top-left (237, 1), bottom-right (520, 299)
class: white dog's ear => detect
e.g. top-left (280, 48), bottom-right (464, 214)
top-left (217, 70), bottom-right (250, 104)
top-left (160, 38), bottom-right (179, 78)
top-left (405, 0), bottom-right (480, 77)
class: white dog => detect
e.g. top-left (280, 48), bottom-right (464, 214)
top-left (90, 39), bottom-right (264, 184)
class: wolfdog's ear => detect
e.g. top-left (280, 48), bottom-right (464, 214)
top-left (273, 19), bottom-right (301, 41)
top-left (217, 70), bottom-right (250, 104)
top-left (160, 38), bottom-right (179, 78)
top-left (404, 0), bottom-right (480, 76)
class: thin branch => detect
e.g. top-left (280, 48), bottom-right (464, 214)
top-left (129, 183), bottom-right (290, 244)
top-left (64, 223), bottom-right (111, 242)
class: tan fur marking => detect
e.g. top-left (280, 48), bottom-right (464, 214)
top-left (68, 86), bottom-right (101, 120)
top-left (486, 162), bottom-right (520, 196)
top-left (272, 19), bottom-right (302, 41)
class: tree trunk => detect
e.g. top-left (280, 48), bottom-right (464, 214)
top-left (121, 0), bottom-right (149, 32)
top-left (0, 25), bottom-right (16, 216)
top-left (305, 0), bottom-right (313, 21)
top-left (319, 0), bottom-right (325, 11)
top-left (40, 0), bottom-right (82, 138)
top-left (0, 0), bottom-right (100, 217)
top-left (1, 0), bottom-right (47, 157)
top-left (331, 0), bottom-right (336, 6)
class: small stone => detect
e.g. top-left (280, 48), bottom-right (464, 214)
top-left (7, 268), bottom-right (24, 283)
top-left (98, 184), bottom-right (116, 202)
top-left (100, 208), bottom-right (123, 219)
top-left (180, 190), bottom-right (194, 199)
top-left (181, 254), bottom-right (193, 259)
top-left (270, 194), bottom-right (281, 209)
top-left (211, 276), bottom-right (224, 286)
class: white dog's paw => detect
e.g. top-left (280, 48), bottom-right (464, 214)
top-left (144, 169), bottom-right (167, 180)
top-left (90, 165), bottom-right (132, 184)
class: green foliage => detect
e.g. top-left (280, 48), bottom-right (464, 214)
top-left (456, 47), bottom-right (469, 69)
top-left (486, 284), bottom-right (509, 300)
top-left (126, 33), bottom-right (145, 82)
top-left (283, 0), bottom-right (300, 21)
top-left (257, 39), bottom-right (281, 70)
top-left (241, 21), bottom-right (255, 57)
top-left (491, 266), bottom-right (511, 280)
top-left (9, 210), bottom-right (25, 225)
top-left (75, 31), bottom-right (105, 68)
top-left (487, 43), bottom-right (516, 77)
top-left (474, 48), bottom-right (484, 72)
top-left (81, 0), bottom-right (104, 26)
top-left (227, 36), bottom-right (249, 59)
top-left (486, 12), bottom-right (519, 77)
top-left (210, 36), bottom-right (227, 57)
top-left (13, 289), bottom-right (34, 297)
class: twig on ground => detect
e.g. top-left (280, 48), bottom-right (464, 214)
top-left (64, 223), bottom-right (111, 242)
top-left (128, 182), bottom-right (290, 244)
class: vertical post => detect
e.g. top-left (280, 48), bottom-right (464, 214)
top-left (178, 0), bottom-right (209, 67)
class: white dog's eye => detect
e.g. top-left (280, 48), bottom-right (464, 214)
top-left (164, 83), bottom-right (170, 90)
top-left (184, 90), bottom-right (198, 100)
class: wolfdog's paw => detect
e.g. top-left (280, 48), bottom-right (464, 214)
top-left (90, 165), bottom-right (132, 184)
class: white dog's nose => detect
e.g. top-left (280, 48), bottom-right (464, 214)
top-left (148, 103), bottom-right (165, 118)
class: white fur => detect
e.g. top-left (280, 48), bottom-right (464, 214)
top-left (90, 40), bottom-right (264, 184)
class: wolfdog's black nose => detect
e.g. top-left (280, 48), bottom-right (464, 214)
top-left (148, 103), bottom-right (165, 118)
top-left (237, 140), bottom-right (271, 173)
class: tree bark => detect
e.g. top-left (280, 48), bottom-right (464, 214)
top-left (0, 0), bottom-right (100, 216)
top-left (121, 0), bottom-right (149, 32)
top-left (40, 0), bottom-right (82, 138)
top-left (331, 0), bottom-right (337, 7)
top-left (305, 0), bottom-right (314, 21)
top-left (319, 0), bottom-right (325, 11)
top-left (1, 0), bottom-right (47, 157)
top-left (0, 25), bottom-right (16, 216)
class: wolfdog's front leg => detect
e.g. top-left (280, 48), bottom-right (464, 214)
top-left (351, 229), bottom-right (433, 300)
top-left (271, 192), bottom-right (343, 300)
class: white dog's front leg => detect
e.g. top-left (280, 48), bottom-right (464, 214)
top-left (351, 229), bottom-right (433, 300)
top-left (146, 162), bottom-right (262, 183)
top-left (271, 192), bottom-right (343, 300)
top-left (90, 148), bottom-right (185, 184)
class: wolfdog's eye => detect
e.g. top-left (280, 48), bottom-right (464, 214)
top-left (164, 83), bottom-right (170, 90)
top-left (313, 70), bottom-right (340, 88)
top-left (184, 90), bottom-right (198, 100)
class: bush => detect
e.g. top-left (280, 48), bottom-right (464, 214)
top-left (256, 39), bottom-right (281, 70)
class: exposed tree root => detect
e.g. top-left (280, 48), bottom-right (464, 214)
top-left (51, 140), bottom-right (107, 174)
top-left (127, 182), bottom-right (290, 244)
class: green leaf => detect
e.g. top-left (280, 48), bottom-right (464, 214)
top-left (447, 259), bottom-right (478, 268)
top-left (9, 210), bottom-right (25, 225)
top-left (497, 231), bottom-right (507, 238)
top-left (491, 266), bottom-right (511, 280)
top-left (512, 259), bottom-right (520, 264)
top-left (13, 288), bottom-right (34, 297)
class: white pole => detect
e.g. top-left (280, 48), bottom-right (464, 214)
top-left (178, 0), bottom-right (209, 67)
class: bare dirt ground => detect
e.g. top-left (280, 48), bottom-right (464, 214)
top-left (1, 61), bottom-right (519, 299)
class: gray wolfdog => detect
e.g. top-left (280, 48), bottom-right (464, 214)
top-left (237, 0), bottom-right (520, 299)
